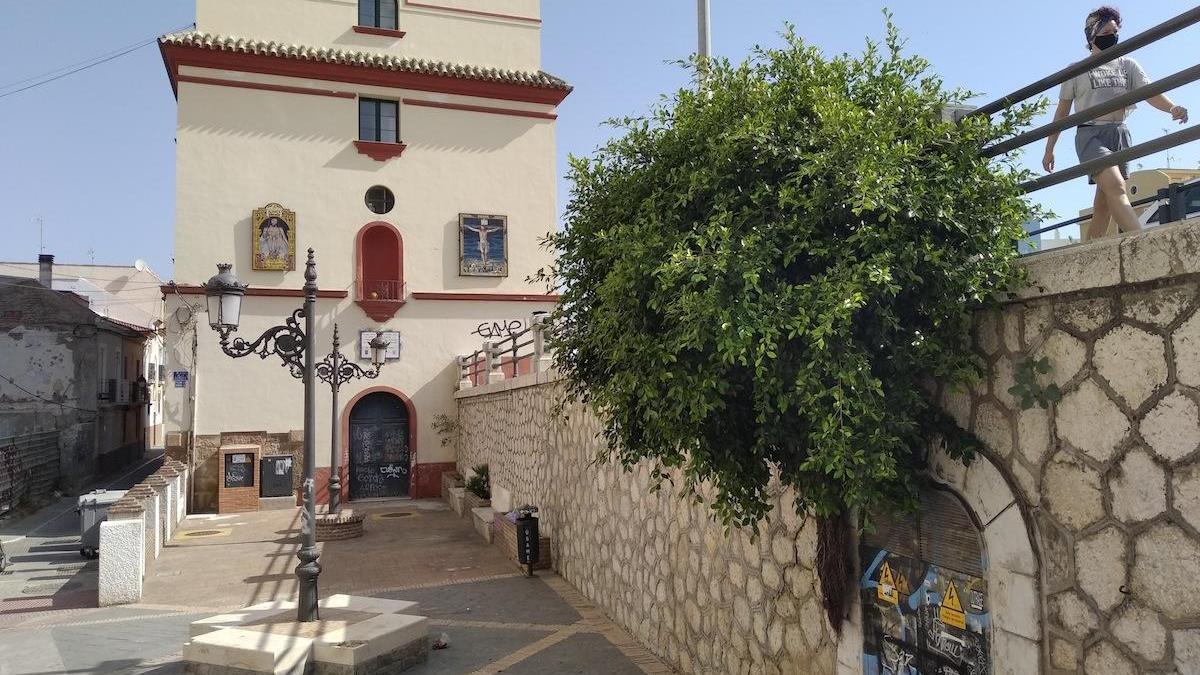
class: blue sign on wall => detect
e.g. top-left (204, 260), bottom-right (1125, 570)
top-left (172, 371), bottom-right (189, 388)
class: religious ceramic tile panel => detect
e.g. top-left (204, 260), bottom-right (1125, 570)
top-left (459, 213), bottom-right (508, 276)
top-left (251, 202), bottom-right (297, 271)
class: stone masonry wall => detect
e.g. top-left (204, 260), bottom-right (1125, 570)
top-left (457, 219), bottom-right (1200, 674)
top-left (458, 377), bottom-right (837, 675)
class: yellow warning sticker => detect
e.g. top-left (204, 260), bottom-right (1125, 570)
top-left (940, 581), bottom-right (966, 629)
top-left (895, 572), bottom-right (910, 597)
top-left (877, 562), bottom-right (899, 605)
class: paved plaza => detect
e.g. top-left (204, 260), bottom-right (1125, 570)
top-left (0, 470), bottom-right (671, 674)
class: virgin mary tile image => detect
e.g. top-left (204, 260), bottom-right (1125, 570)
top-left (251, 203), bottom-right (297, 271)
top-left (459, 213), bottom-right (508, 277)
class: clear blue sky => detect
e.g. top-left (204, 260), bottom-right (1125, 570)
top-left (1, 1), bottom-right (1196, 278)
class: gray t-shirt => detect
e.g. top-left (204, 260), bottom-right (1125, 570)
top-left (1059, 56), bottom-right (1151, 123)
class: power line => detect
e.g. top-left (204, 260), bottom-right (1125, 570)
top-left (0, 22), bottom-right (194, 101)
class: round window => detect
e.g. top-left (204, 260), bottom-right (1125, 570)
top-left (365, 186), bottom-right (395, 214)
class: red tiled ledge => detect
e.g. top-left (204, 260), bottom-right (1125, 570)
top-left (354, 141), bottom-right (408, 161)
top-left (352, 25), bottom-right (407, 38)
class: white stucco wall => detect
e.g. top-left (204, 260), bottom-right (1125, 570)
top-left (195, 0), bottom-right (542, 71)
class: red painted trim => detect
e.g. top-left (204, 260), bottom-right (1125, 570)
top-left (177, 74), bottom-right (356, 99)
top-left (354, 140), bottom-right (408, 161)
top-left (403, 0), bottom-right (540, 24)
top-left (160, 42), bottom-right (570, 106)
top-left (402, 97), bottom-right (556, 120)
top-left (163, 284), bottom-right (348, 299)
top-left (411, 292), bottom-right (559, 302)
top-left (341, 386), bottom-right (418, 500)
top-left (414, 461), bottom-right (456, 498)
top-left (352, 25), bottom-right (407, 38)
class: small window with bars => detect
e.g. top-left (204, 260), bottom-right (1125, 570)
top-left (359, 0), bottom-right (398, 30)
top-left (359, 98), bottom-right (399, 144)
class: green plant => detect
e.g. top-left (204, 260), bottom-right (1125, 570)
top-left (1008, 356), bottom-right (1062, 410)
top-left (465, 464), bottom-right (490, 500)
top-left (538, 18), bottom-right (1040, 529)
top-left (431, 413), bottom-right (462, 447)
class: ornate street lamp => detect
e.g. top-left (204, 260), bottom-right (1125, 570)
top-left (314, 326), bottom-right (389, 513)
top-left (202, 251), bottom-right (320, 622)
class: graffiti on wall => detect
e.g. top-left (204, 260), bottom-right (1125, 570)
top-left (860, 545), bottom-right (990, 675)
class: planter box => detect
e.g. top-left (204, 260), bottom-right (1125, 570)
top-left (493, 512), bottom-right (552, 571)
top-left (441, 471), bottom-right (463, 499)
top-left (462, 492), bottom-right (490, 515)
top-left (447, 487), bottom-right (466, 516)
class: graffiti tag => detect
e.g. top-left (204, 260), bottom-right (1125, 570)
top-left (471, 320), bottom-right (526, 339)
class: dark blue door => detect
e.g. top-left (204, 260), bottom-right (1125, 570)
top-left (349, 392), bottom-right (410, 499)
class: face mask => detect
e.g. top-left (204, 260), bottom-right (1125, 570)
top-left (1093, 33), bottom-right (1119, 50)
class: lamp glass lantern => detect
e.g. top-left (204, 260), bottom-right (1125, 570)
top-left (203, 263), bottom-right (246, 330)
top-left (368, 333), bottom-right (389, 367)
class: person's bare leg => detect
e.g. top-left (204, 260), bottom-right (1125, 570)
top-left (1087, 185), bottom-right (1112, 240)
top-left (1095, 167), bottom-right (1141, 234)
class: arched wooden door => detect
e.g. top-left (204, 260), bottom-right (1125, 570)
top-left (348, 391), bottom-right (410, 499)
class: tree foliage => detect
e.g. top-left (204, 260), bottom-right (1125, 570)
top-left (540, 21), bottom-right (1040, 527)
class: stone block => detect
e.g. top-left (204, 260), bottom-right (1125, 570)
top-left (1109, 448), bottom-right (1167, 523)
top-left (1131, 521), bottom-right (1200, 620)
top-left (1082, 639), bottom-right (1136, 675)
top-left (311, 614), bottom-right (428, 672)
top-left (1093, 324), bottom-right (1168, 409)
top-left (991, 628), bottom-right (1039, 675)
top-left (183, 627), bottom-right (313, 674)
top-left (1174, 462), bottom-right (1200, 532)
top-left (988, 568), bottom-right (1039, 641)
top-left (1174, 311), bottom-right (1200, 388)
top-left (1123, 282), bottom-right (1195, 328)
top-left (1056, 296), bottom-right (1115, 334)
top-left (191, 595), bottom-right (420, 639)
top-left (1034, 330), bottom-right (1086, 388)
top-left (972, 401), bottom-right (1013, 458)
top-left (1174, 629), bottom-right (1200, 675)
top-left (1109, 601), bottom-right (1167, 661)
top-left (491, 485), bottom-right (512, 513)
top-left (984, 504), bottom-right (1036, 575)
top-left (1049, 590), bottom-right (1098, 640)
top-left (471, 507), bottom-right (494, 543)
top-left (1018, 239), bottom-right (1121, 300)
top-left (1056, 379), bottom-right (1130, 463)
top-left (962, 456), bottom-right (1014, 526)
top-left (1043, 452), bottom-right (1104, 531)
top-left (447, 487), bottom-right (466, 516)
top-left (1141, 391), bottom-right (1200, 463)
top-left (1075, 525), bottom-right (1127, 613)
top-left (1015, 406), bottom-right (1051, 467)
top-left (98, 517), bottom-right (144, 606)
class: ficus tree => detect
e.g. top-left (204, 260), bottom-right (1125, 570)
top-left (539, 19), bottom-right (1040, 628)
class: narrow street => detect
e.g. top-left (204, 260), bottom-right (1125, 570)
top-left (0, 452), bottom-right (165, 623)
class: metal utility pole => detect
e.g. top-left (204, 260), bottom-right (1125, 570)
top-left (697, 0), bottom-right (711, 59)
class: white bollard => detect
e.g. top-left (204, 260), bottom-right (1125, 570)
top-left (99, 517), bottom-right (145, 606)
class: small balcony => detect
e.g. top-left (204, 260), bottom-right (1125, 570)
top-left (355, 279), bottom-right (407, 322)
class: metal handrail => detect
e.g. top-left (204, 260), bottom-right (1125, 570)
top-left (985, 62), bottom-right (1200, 157)
top-left (972, 6), bottom-right (1200, 117)
top-left (1020, 125), bottom-right (1200, 192)
top-left (1024, 192), bottom-right (1163, 238)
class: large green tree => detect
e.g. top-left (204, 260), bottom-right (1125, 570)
top-left (542, 22), bottom-right (1038, 530)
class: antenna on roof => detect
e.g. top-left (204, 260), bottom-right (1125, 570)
top-left (35, 216), bottom-right (44, 253)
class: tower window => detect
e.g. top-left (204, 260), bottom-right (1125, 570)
top-left (359, 0), bottom-right (398, 30)
top-left (365, 186), bottom-right (395, 215)
top-left (359, 98), bottom-right (399, 144)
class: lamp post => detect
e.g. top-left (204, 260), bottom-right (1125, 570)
top-left (314, 325), bottom-right (389, 513)
top-left (203, 250), bottom-right (321, 622)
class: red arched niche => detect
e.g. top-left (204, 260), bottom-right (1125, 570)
top-left (355, 221), bottom-right (406, 321)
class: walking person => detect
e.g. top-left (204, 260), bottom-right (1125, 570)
top-left (1042, 6), bottom-right (1188, 239)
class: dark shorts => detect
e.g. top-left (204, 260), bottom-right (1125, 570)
top-left (1075, 123), bottom-right (1131, 185)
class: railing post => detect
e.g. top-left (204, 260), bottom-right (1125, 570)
top-left (485, 341), bottom-right (505, 384)
top-left (457, 355), bottom-right (474, 390)
top-left (531, 311), bottom-right (552, 373)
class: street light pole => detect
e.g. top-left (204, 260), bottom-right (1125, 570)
top-left (315, 325), bottom-right (387, 513)
top-left (296, 250), bottom-right (320, 622)
top-left (203, 249), bottom-right (321, 622)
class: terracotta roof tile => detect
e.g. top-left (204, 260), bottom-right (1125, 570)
top-left (160, 30), bottom-right (571, 91)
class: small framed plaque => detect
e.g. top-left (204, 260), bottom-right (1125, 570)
top-left (360, 330), bottom-right (401, 360)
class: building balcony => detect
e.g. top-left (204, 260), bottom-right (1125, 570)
top-left (355, 279), bottom-right (407, 322)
